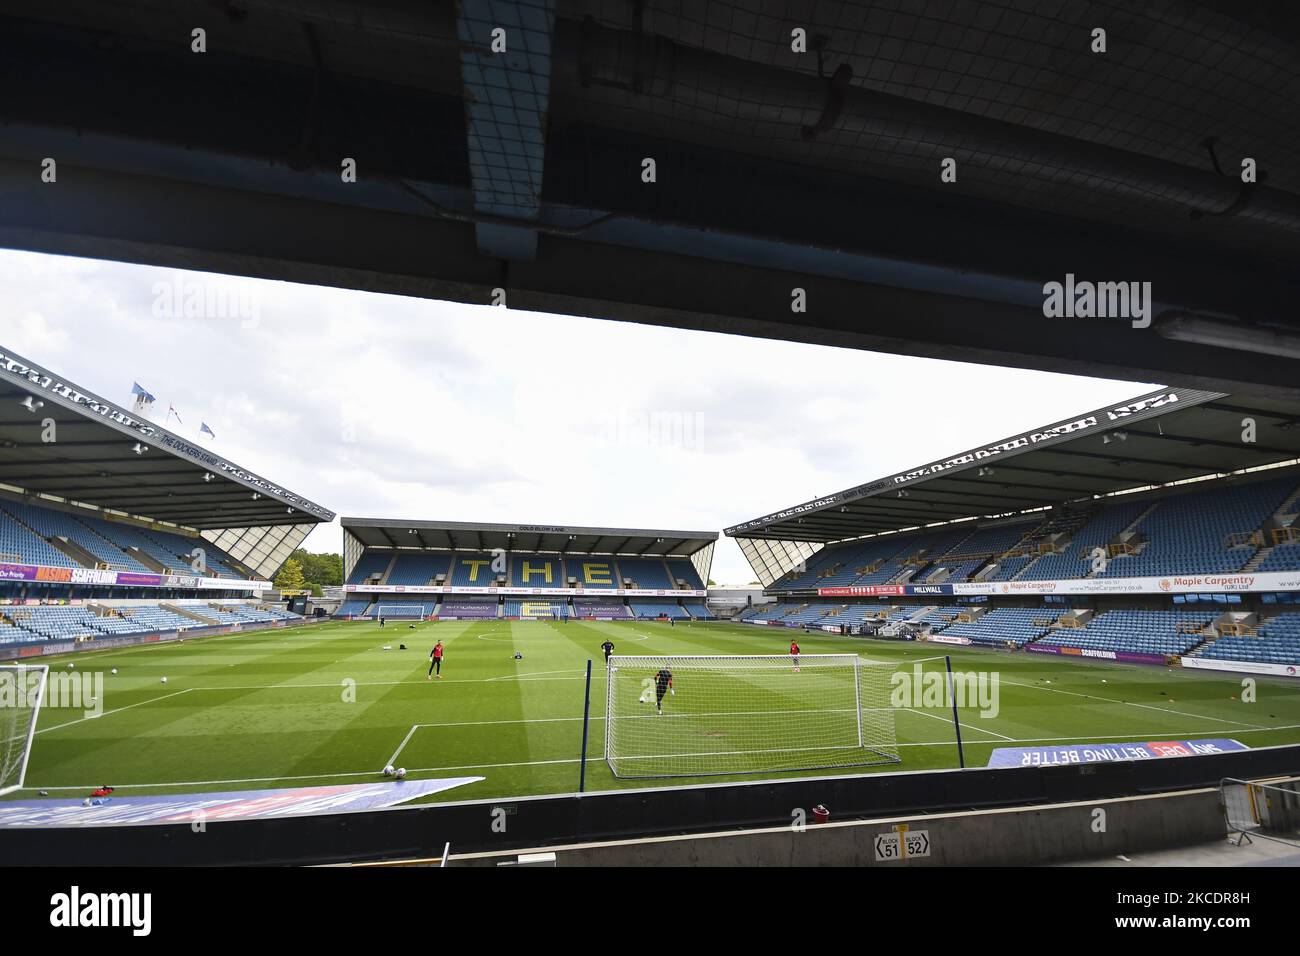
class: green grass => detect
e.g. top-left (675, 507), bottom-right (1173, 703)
top-left (10, 618), bottom-right (1300, 804)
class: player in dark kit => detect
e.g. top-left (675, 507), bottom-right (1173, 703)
top-left (601, 639), bottom-right (615, 662)
top-left (653, 665), bottom-right (674, 714)
top-left (427, 641), bottom-right (444, 680)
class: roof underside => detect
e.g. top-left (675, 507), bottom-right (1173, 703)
top-left (2, 1), bottom-right (1300, 399)
top-left (0, 347), bottom-right (333, 532)
top-left (728, 388), bottom-right (1300, 543)
top-left (342, 518), bottom-right (716, 558)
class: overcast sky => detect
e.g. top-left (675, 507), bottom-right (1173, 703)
top-left (0, 249), bottom-right (1155, 584)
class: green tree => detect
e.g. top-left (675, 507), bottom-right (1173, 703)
top-left (275, 557), bottom-right (306, 592)
top-left (289, 549), bottom-right (343, 587)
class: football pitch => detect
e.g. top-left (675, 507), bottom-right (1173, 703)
top-left (12, 618), bottom-right (1300, 804)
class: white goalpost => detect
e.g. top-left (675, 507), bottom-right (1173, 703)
top-left (0, 664), bottom-right (48, 797)
top-left (604, 654), bottom-right (899, 779)
top-left (376, 603), bottom-right (427, 619)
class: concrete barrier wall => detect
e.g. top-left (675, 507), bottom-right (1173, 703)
top-left (450, 789), bottom-right (1225, 867)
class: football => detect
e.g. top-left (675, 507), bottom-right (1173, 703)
top-left (382, 765), bottom-right (395, 776)
top-left (395, 767), bottom-right (407, 780)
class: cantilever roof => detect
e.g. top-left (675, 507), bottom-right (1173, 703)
top-left (0, 346), bottom-right (334, 530)
top-left (342, 517), bottom-right (717, 557)
top-left (727, 387), bottom-right (1300, 544)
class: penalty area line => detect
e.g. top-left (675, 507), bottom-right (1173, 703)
top-left (31, 688), bottom-right (195, 737)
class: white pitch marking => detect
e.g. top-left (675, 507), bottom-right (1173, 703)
top-left (384, 724), bottom-right (420, 770)
top-left (32, 688), bottom-right (194, 736)
top-left (30, 721), bottom-right (1300, 793)
top-left (999, 677), bottom-right (1272, 731)
top-left (901, 706), bottom-right (1015, 741)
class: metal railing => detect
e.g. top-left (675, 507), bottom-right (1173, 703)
top-left (1220, 776), bottom-right (1300, 847)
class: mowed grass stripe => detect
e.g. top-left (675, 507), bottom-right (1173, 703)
top-left (7, 619), bottom-right (1299, 803)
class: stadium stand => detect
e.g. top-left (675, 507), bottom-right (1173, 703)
top-left (1097, 478), bottom-right (1295, 578)
top-left (450, 554), bottom-right (505, 587)
top-left (681, 601), bottom-right (714, 619)
top-left (574, 598), bottom-right (630, 618)
top-left (346, 551), bottom-right (393, 585)
top-left (335, 598), bottom-right (373, 617)
top-left (1192, 613), bottom-right (1300, 665)
top-left (0, 506), bottom-right (79, 568)
top-left (505, 599), bottom-right (567, 618)
top-left (386, 552), bottom-right (451, 586)
top-left (922, 607), bottom-right (1065, 646)
top-left (0, 502), bottom-right (151, 573)
top-left (666, 559), bottom-right (706, 589)
top-left (762, 476), bottom-right (1300, 594)
top-left (0, 603), bottom-right (300, 644)
top-left (617, 558), bottom-right (674, 589)
top-left (510, 555), bottom-right (564, 588)
top-left (629, 601), bottom-right (689, 618)
top-left (568, 558), bottom-right (621, 589)
top-left (1036, 609), bottom-right (1218, 656)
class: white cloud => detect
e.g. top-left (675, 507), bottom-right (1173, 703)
top-left (0, 250), bottom-right (1154, 586)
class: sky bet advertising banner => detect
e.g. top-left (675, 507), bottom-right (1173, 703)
top-left (987, 738), bottom-right (1247, 768)
top-left (818, 570), bottom-right (1300, 598)
top-left (0, 779), bottom-right (483, 828)
top-left (0, 560), bottom-right (268, 592)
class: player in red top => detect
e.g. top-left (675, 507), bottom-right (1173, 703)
top-left (790, 639), bottom-right (801, 673)
top-left (427, 641), bottom-right (445, 680)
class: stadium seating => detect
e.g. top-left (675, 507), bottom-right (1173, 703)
top-left (935, 607), bottom-right (1065, 645)
top-left (335, 598), bottom-right (373, 617)
top-left (766, 477), bottom-right (1300, 592)
top-left (0, 503), bottom-right (151, 573)
top-left (0, 507), bottom-right (79, 568)
top-left (386, 553), bottom-right (451, 586)
top-left (629, 601), bottom-right (689, 618)
top-left (505, 599), bottom-right (567, 618)
top-left (449, 554), bottom-right (505, 587)
top-left (510, 554), bottom-right (564, 588)
top-left (681, 601), bottom-right (714, 619)
top-left (666, 560), bottom-right (706, 589)
top-left (1036, 609), bottom-right (1217, 655)
top-left (567, 558), bottom-right (621, 589)
top-left (1193, 613), bottom-right (1300, 665)
top-left (1098, 479), bottom-right (1294, 578)
top-left (347, 551), bottom-right (393, 585)
top-left (618, 559), bottom-right (674, 590)
top-left (0, 602), bottom-right (300, 645)
top-left (1258, 542), bottom-right (1300, 572)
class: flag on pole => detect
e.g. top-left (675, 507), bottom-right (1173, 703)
top-left (200, 423), bottom-right (216, 439)
top-left (167, 404), bottom-right (183, 425)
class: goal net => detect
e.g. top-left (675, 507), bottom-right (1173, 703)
top-left (0, 664), bottom-right (48, 796)
top-left (604, 654), bottom-right (899, 779)
top-left (376, 604), bottom-right (427, 619)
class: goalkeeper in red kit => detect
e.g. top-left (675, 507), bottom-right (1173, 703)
top-left (790, 639), bottom-right (801, 673)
